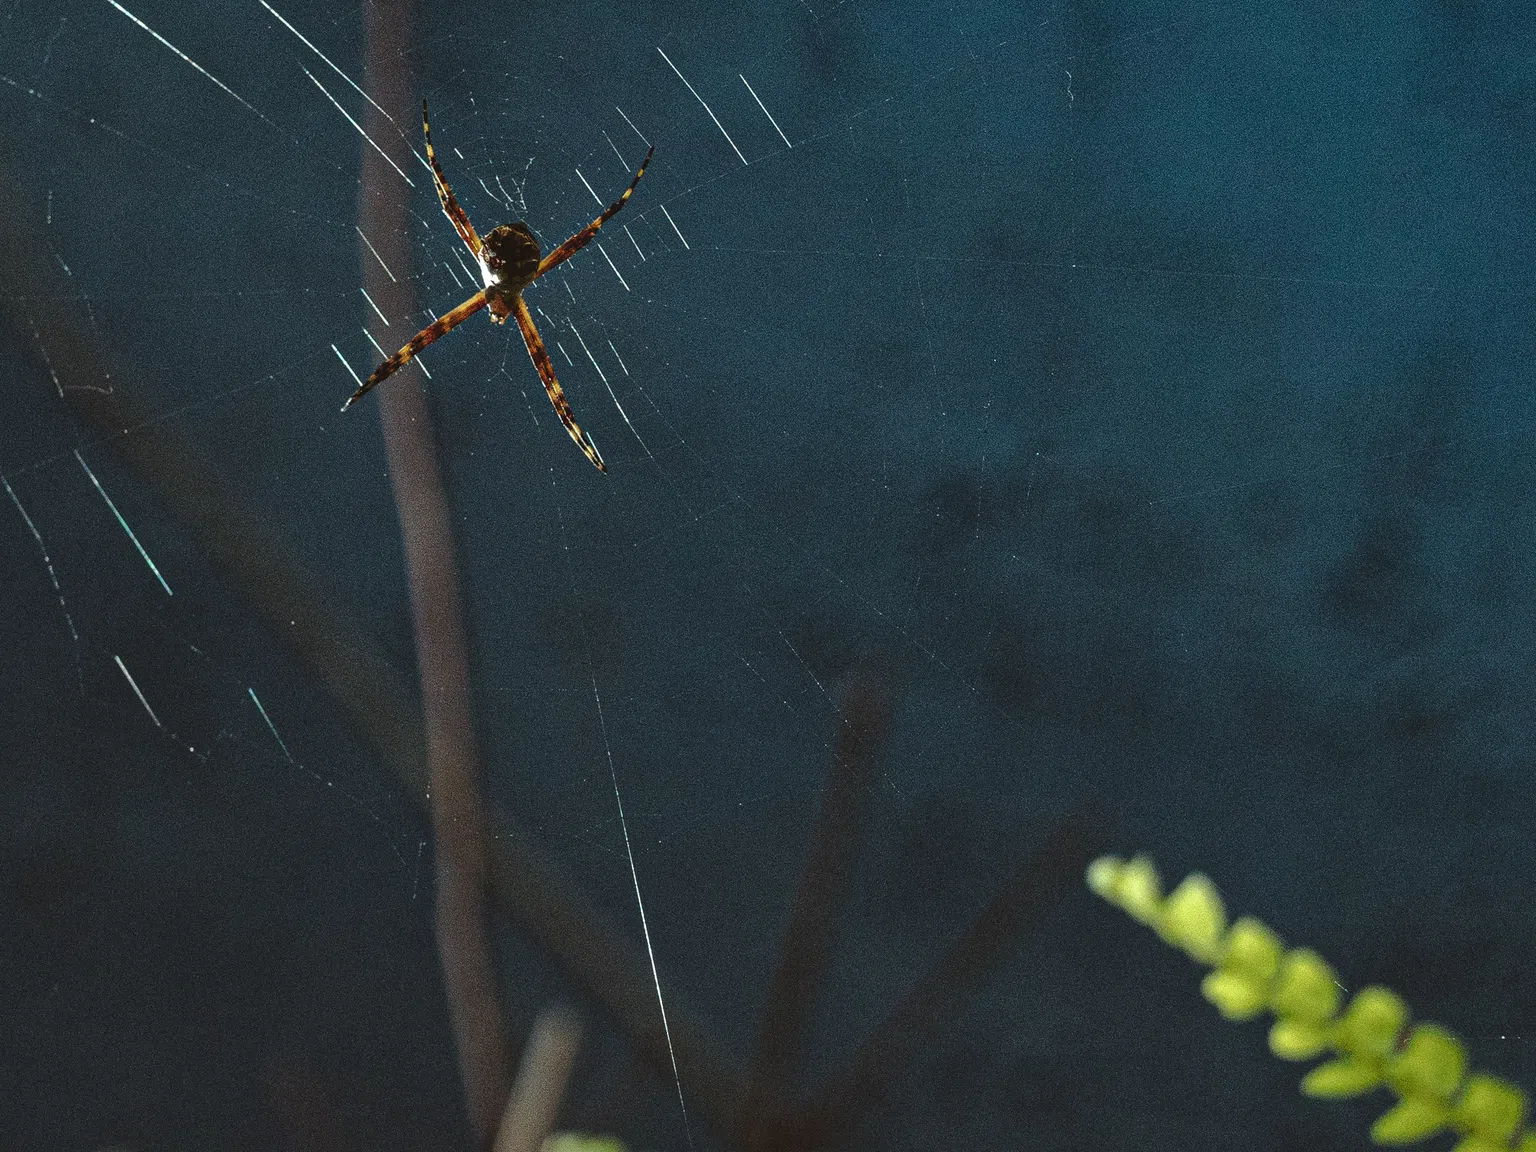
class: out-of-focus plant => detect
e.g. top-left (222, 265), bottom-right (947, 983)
top-left (542, 1135), bottom-right (626, 1152)
top-left (1088, 854), bottom-right (1534, 1152)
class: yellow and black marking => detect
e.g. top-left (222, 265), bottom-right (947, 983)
top-left (537, 144), bottom-right (656, 276)
top-left (342, 290), bottom-right (488, 410)
top-left (423, 99), bottom-right (482, 259)
top-left (514, 295), bottom-right (606, 472)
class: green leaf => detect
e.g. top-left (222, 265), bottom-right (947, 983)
top-left (1334, 987), bottom-right (1409, 1060)
top-left (1270, 948), bottom-right (1342, 1024)
top-left (1158, 872), bottom-right (1227, 965)
top-left (1270, 1017), bottom-right (1331, 1061)
top-left (1371, 1097), bottom-right (1451, 1145)
top-left (1453, 1073), bottom-right (1526, 1143)
top-left (1303, 1056), bottom-right (1385, 1099)
top-left (1202, 969), bottom-right (1270, 1021)
top-left (1389, 1025), bottom-right (1467, 1102)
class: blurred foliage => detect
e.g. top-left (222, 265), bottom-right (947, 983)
top-left (1089, 854), bottom-right (1534, 1152)
top-left (542, 1134), bottom-right (627, 1152)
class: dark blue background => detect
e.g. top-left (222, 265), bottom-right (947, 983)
top-left (3, 0), bottom-right (1535, 1149)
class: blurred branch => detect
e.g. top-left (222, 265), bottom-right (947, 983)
top-left (740, 668), bottom-right (890, 1148)
top-left (796, 810), bottom-right (1099, 1149)
top-left (359, 2), bottom-right (509, 1145)
top-left (493, 1004), bottom-right (584, 1152)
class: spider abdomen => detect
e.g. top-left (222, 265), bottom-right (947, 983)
top-left (481, 223), bottom-right (542, 303)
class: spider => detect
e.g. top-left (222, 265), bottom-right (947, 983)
top-left (343, 100), bottom-right (654, 472)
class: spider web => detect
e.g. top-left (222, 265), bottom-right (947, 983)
top-left (5, 1), bottom-right (1536, 1150)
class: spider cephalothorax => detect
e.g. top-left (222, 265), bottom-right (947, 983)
top-left (480, 222), bottom-right (541, 322)
top-left (343, 100), bottom-right (654, 473)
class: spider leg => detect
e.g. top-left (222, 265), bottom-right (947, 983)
top-left (535, 144), bottom-right (655, 277)
top-left (512, 294), bottom-right (606, 472)
top-left (423, 99), bottom-right (483, 260)
top-left (343, 289), bottom-right (489, 410)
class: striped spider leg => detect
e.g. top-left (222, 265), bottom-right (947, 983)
top-left (536, 141), bottom-right (655, 276)
top-left (344, 100), bottom-right (655, 474)
top-left (512, 294), bottom-right (602, 469)
top-left (422, 97), bottom-right (482, 260)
